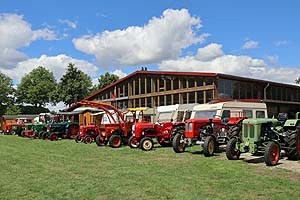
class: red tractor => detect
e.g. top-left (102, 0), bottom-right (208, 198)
top-left (128, 104), bottom-right (196, 151)
top-left (74, 100), bottom-right (133, 148)
top-left (172, 116), bottom-right (245, 156)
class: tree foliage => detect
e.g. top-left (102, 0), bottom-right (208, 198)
top-left (58, 63), bottom-right (92, 106)
top-left (17, 66), bottom-right (57, 107)
top-left (97, 72), bottom-right (119, 90)
top-left (0, 71), bottom-right (14, 106)
top-left (296, 77), bottom-right (300, 84)
top-left (5, 105), bottom-right (21, 115)
top-left (0, 72), bottom-right (15, 116)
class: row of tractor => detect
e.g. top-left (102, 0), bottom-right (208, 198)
top-left (2, 99), bottom-right (299, 167)
top-left (73, 100), bottom-right (299, 166)
top-left (1, 113), bottom-right (80, 141)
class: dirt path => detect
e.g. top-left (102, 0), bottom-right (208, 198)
top-left (216, 146), bottom-right (300, 173)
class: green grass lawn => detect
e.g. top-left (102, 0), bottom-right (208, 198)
top-left (0, 135), bottom-right (299, 200)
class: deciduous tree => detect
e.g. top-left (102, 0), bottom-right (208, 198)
top-left (58, 63), bottom-right (92, 106)
top-left (17, 66), bottom-right (57, 107)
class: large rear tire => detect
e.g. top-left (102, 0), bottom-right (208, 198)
top-left (264, 141), bottom-right (280, 166)
top-left (108, 135), bottom-right (122, 148)
top-left (140, 137), bottom-right (154, 151)
top-left (172, 133), bottom-right (186, 153)
top-left (227, 125), bottom-right (241, 139)
top-left (95, 135), bottom-right (107, 146)
top-left (285, 126), bottom-right (300, 160)
top-left (226, 137), bottom-right (241, 160)
top-left (203, 136), bottom-right (216, 157)
top-left (128, 136), bottom-right (139, 148)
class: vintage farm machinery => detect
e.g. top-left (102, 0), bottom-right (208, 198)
top-left (226, 112), bottom-right (300, 166)
top-left (74, 100), bottom-right (132, 148)
top-left (129, 104), bottom-right (195, 151)
top-left (172, 101), bottom-right (268, 156)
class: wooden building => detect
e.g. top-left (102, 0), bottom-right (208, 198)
top-left (67, 70), bottom-right (300, 118)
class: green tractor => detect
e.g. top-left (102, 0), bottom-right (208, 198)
top-left (226, 112), bottom-right (300, 166)
top-left (20, 123), bottom-right (48, 138)
top-left (44, 122), bottom-right (79, 141)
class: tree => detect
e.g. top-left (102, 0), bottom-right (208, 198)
top-left (296, 77), bottom-right (300, 84)
top-left (0, 72), bottom-right (14, 115)
top-left (97, 72), bottom-right (119, 90)
top-left (17, 66), bottom-right (57, 107)
top-left (58, 63), bottom-right (92, 106)
top-left (5, 105), bottom-right (21, 115)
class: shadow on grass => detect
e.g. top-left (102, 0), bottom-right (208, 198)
top-left (241, 156), bottom-right (283, 166)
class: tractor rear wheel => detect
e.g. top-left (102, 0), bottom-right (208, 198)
top-left (128, 136), bottom-right (139, 148)
top-left (84, 135), bottom-right (93, 144)
top-left (172, 133), bottom-right (186, 153)
top-left (264, 141), bottom-right (280, 166)
top-left (285, 126), bottom-right (300, 160)
top-left (226, 137), bottom-right (241, 160)
top-left (109, 135), bottom-right (122, 148)
top-left (95, 135), bottom-right (107, 146)
top-left (203, 136), bottom-right (216, 157)
top-left (140, 137), bottom-right (154, 151)
top-left (227, 125), bottom-right (241, 139)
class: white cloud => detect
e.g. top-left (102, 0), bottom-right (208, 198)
top-left (159, 43), bottom-right (300, 84)
top-left (242, 40), bottom-right (259, 49)
top-left (59, 19), bottom-right (77, 29)
top-left (1, 54), bottom-right (98, 83)
top-left (196, 43), bottom-right (224, 61)
top-left (265, 55), bottom-right (279, 64)
top-left (273, 40), bottom-right (288, 47)
top-left (0, 13), bottom-right (57, 68)
top-left (73, 9), bottom-right (209, 68)
top-left (112, 69), bottom-right (127, 78)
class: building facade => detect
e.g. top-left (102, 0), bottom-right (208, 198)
top-left (69, 70), bottom-right (300, 118)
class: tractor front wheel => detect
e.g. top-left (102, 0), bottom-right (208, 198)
top-left (285, 126), bottom-right (300, 160)
top-left (226, 137), bottom-right (241, 160)
top-left (95, 135), bottom-right (107, 146)
top-left (264, 141), bottom-right (280, 166)
top-left (109, 135), bottom-right (122, 148)
top-left (140, 137), bottom-right (154, 151)
top-left (203, 136), bottom-right (216, 157)
top-left (84, 135), bottom-right (93, 144)
top-left (128, 136), bottom-right (139, 148)
top-left (50, 133), bottom-right (58, 141)
top-left (172, 133), bottom-right (186, 153)
top-left (75, 134), bottom-right (81, 143)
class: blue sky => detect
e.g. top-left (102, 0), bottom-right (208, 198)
top-left (1, 0), bottom-right (300, 85)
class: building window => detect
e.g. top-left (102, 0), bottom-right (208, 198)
top-left (174, 94), bottom-right (179, 104)
top-left (206, 90), bottom-right (213, 103)
top-left (159, 95), bottom-right (164, 106)
top-left (140, 98), bottom-right (145, 107)
top-left (197, 78), bottom-right (204, 87)
top-left (147, 78), bottom-right (151, 94)
top-left (173, 78), bottom-right (179, 90)
top-left (147, 97), bottom-right (152, 107)
top-left (188, 92), bottom-right (195, 103)
top-left (140, 78), bottom-right (145, 94)
top-left (166, 95), bottom-right (171, 105)
top-left (197, 91), bottom-right (204, 104)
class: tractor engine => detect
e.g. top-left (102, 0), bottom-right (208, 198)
top-left (260, 123), bottom-right (279, 142)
